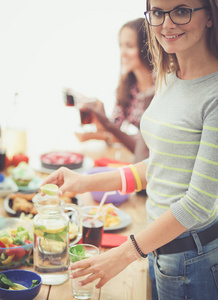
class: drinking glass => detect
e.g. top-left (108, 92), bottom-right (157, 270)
top-left (81, 206), bottom-right (106, 248)
top-left (63, 88), bottom-right (95, 125)
top-left (69, 244), bottom-right (99, 300)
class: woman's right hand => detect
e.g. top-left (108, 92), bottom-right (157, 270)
top-left (40, 167), bottom-right (86, 196)
top-left (80, 99), bottom-right (109, 130)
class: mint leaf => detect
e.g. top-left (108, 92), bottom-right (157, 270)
top-left (44, 232), bottom-right (64, 242)
top-left (69, 245), bottom-right (86, 263)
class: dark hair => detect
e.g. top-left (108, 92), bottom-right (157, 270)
top-left (145, 0), bottom-right (218, 91)
top-left (116, 18), bottom-right (153, 107)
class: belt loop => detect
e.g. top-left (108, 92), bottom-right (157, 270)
top-left (191, 231), bottom-right (203, 255)
top-left (152, 250), bottom-right (158, 258)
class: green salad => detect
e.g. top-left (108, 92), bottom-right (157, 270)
top-left (0, 226), bottom-right (33, 268)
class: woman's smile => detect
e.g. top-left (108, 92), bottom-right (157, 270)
top-left (162, 32), bottom-right (185, 41)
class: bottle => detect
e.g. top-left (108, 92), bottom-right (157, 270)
top-left (0, 125), bottom-right (6, 172)
top-left (4, 93), bottom-right (27, 160)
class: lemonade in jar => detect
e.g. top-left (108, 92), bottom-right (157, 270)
top-left (33, 184), bottom-right (82, 285)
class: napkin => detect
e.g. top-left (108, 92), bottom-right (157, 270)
top-left (101, 233), bottom-right (127, 247)
top-left (94, 157), bottom-right (130, 168)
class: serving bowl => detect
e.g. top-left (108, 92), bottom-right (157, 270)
top-left (85, 167), bottom-right (128, 205)
top-left (0, 269), bottom-right (41, 300)
top-left (0, 218), bottom-right (33, 270)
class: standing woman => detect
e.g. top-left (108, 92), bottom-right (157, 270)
top-left (42, 1), bottom-right (218, 299)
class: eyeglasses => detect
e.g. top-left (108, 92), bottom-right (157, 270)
top-left (144, 7), bottom-right (208, 26)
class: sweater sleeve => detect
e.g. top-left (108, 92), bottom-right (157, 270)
top-left (170, 98), bottom-right (218, 229)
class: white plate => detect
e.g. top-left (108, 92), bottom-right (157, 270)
top-left (0, 177), bottom-right (18, 197)
top-left (104, 208), bottom-right (132, 231)
top-left (30, 156), bottom-right (94, 174)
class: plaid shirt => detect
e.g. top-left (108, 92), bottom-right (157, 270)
top-left (110, 84), bottom-right (155, 129)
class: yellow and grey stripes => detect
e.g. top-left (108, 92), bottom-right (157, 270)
top-left (141, 71), bottom-right (218, 229)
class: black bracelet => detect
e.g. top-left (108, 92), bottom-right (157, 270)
top-left (130, 234), bottom-right (148, 258)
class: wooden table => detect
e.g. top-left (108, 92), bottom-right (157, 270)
top-left (0, 143), bottom-right (152, 300)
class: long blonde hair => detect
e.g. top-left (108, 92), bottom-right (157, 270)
top-left (145, 0), bottom-right (218, 91)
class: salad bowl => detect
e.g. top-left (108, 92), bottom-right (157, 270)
top-left (0, 269), bottom-right (41, 300)
top-left (0, 218), bottom-right (33, 270)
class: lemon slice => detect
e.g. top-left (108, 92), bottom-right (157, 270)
top-left (45, 225), bottom-right (67, 234)
top-left (34, 229), bottom-right (44, 237)
top-left (40, 184), bottom-right (58, 195)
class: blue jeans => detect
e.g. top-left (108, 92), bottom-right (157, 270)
top-left (148, 221), bottom-right (218, 300)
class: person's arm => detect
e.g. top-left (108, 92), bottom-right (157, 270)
top-left (40, 161), bottom-right (147, 196)
top-left (74, 131), bottom-right (109, 143)
top-left (41, 162), bottom-right (186, 288)
top-left (69, 209), bottom-right (186, 288)
top-left (80, 100), bottom-right (138, 152)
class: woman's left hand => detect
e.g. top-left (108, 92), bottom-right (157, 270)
top-left (69, 242), bottom-right (135, 288)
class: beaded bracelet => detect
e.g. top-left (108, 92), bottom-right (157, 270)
top-left (127, 236), bottom-right (142, 261)
top-left (118, 167), bottom-right (127, 195)
top-left (129, 164), bottom-right (142, 192)
top-left (123, 167), bottom-right (135, 194)
top-left (129, 234), bottom-right (147, 258)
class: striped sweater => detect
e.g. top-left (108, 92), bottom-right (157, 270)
top-left (141, 71), bottom-right (218, 230)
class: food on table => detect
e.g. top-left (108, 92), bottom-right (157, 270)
top-left (7, 192), bottom-right (79, 215)
top-left (104, 204), bottom-right (121, 227)
top-left (40, 151), bottom-right (84, 170)
top-left (69, 222), bottom-right (78, 240)
top-left (9, 192), bottom-right (36, 201)
top-left (11, 154), bottom-right (29, 167)
top-left (12, 197), bottom-right (37, 215)
top-left (11, 162), bottom-right (35, 186)
top-left (0, 225), bottom-right (33, 269)
top-left (8, 192), bottom-right (37, 215)
top-left (88, 204), bottom-right (121, 228)
top-left (0, 273), bottom-right (39, 290)
top-left (59, 191), bottom-right (77, 203)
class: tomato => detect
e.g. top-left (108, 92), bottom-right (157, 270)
top-left (5, 155), bottom-right (11, 168)
top-left (11, 154), bottom-right (29, 167)
top-left (5, 244), bottom-right (17, 256)
top-left (14, 247), bottom-right (26, 259)
top-left (24, 239), bottom-right (32, 244)
top-left (110, 212), bottom-right (117, 216)
top-left (0, 241), bottom-right (6, 254)
top-left (0, 241), bottom-right (6, 248)
top-left (6, 244), bottom-right (26, 259)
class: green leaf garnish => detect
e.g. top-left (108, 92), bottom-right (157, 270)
top-left (44, 232), bottom-right (64, 242)
top-left (69, 245), bottom-right (86, 263)
top-left (0, 274), bottom-right (17, 289)
top-left (30, 280), bottom-right (39, 288)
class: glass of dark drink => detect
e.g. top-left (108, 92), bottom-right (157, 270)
top-left (79, 110), bottom-right (93, 125)
top-left (63, 89), bottom-right (75, 106)
top-left (81, 206), bottom-right (106, 248)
